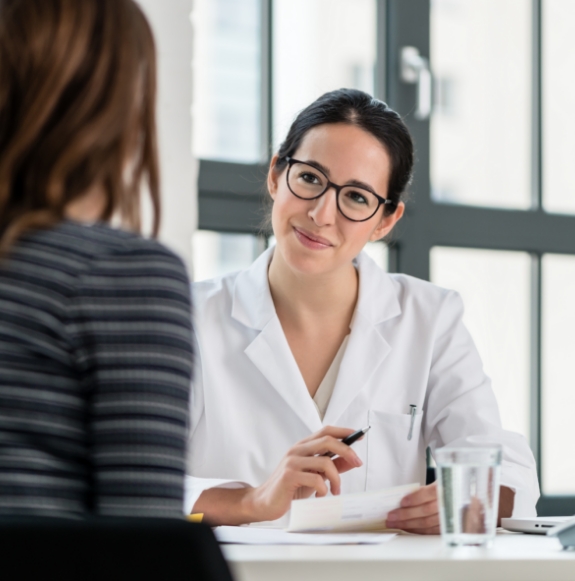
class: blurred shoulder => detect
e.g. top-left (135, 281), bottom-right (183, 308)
top-left (56, 221), bottom-right (189, 280)
top-left (192, 270), bottom-right (241, 312)
top-left (19, 222), bottom-right (191, 303)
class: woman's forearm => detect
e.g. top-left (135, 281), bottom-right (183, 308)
top-left (195, 483), bottom-right (515, 528)
top-left (192, 487), bottom-right (259, 526)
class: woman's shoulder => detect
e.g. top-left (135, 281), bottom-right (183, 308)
top-left (388, 272), bottom-right (457, 300)
top-left (358, 256), bottom-right (463, 329)
top-left (386, 272), bottom-right (465, 323)
top-left (70, 221), bottom-right (183, 260)
top-left (45, 220), bottom-right (187, 275)
top-left (23, 220), bottom-right (183, 261)
top-left (358, 252), bottom-right (459, 309)
top-left (16, 221), bottom-right (191, 296)
top-left (192, 270), bottom-right (242, 311)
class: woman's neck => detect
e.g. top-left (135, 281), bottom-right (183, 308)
top-left (268, 247), bottom-right (359, 329)
top-left (65, 185), bottom-right (106, 223)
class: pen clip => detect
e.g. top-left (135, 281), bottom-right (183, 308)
top-left (407, 405), bottom-right (417, 441)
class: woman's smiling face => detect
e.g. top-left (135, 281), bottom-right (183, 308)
top-left (268, 122), bottom-right (405, 276)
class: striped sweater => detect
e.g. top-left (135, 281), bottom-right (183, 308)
top-left (0, 221), bottom-right (193, 518)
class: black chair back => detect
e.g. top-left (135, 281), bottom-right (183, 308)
top-left (0, 517), bottom-right (235, 581)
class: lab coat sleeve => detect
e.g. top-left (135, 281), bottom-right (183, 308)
top-left (184, 476), bottom-right (249, 515)
top-left (185, 328), bottom-right (249, 515)
top-left (423, 291), bottom-right (540, 517)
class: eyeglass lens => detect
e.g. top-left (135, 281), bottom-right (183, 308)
top-left (288, 162), bottom-right (380, 221)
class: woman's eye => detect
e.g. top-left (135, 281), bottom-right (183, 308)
top-left (300, 172), bottom-right (320, 185)
top-left (346, 190), bottom-right (368, 205)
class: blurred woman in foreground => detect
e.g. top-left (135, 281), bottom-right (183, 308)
top-left (0, 0), bottom-right (192, 518)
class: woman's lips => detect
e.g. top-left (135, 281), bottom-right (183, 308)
top-left (293, 227), bottom-right (333, 250)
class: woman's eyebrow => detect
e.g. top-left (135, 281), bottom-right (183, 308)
top-left (303, 159), bottom-right (332, 176)
top-left (346, 179), bottom-right (377, 195)
top-left (303, 159), bottom-right (378, 195)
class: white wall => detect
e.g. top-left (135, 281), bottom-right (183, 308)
top-left (137, 0), bottom-right (197, 273)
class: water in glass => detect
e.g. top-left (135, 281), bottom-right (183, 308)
top-left (436, 447), bottom-right (502, 547)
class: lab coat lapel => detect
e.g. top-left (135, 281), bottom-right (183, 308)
top-left (244, 318), bottom-right (323, 433)
top-left (322, 252), bottom-right (402, 426)
top-left (322, 313), bottom-right (391, 425)
top-left (233, 247), bottom-right (323, 434)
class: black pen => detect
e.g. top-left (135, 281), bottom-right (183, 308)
top-left (322, 426), bottom-right (371, 458)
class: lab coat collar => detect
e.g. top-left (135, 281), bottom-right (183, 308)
top-left (322, 251), bottom-right (401, 424)
top-left (233, 246), bottom-right (403, 431)
top-left (234, 248), bottom-right (324, 432)
top-left (244, 317), bottom-right (324, 433)
top-left (353, 250), bottom-right (402, 324)
top-left (231, 247), bottom-right (276, 330)
top-left (231, 246), bottom-right (402, 330)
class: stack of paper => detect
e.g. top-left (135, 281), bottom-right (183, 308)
top-left (214, 526), bottom-right (395, 545)
top-left (287, 483), bottom-right (419, 532)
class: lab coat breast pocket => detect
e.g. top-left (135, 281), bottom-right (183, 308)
top-left (366, 408), bottom-right (425, 491)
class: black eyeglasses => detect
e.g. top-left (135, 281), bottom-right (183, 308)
top-left (284, 157), bottom-right (393, 222)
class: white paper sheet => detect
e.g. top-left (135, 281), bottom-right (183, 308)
top-left (214, 526), bottom-right (396, 545)
top-left (288, 483), bottom-right (419, 532)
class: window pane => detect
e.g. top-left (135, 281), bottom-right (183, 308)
top-left (273, 0), bottom-right (376, 149)
top-left (430, 0), bottom-right (532, 209)
top-left (430, 247), bottom-right (531, 438)
top-left (542, 254), bottom-right (575, 494)
top-left (192, 0), bottom-right (261, 163)
top-left (543, 1), bottom-right (575, 215)
top-left (192, 231), bottom-right (263, 281)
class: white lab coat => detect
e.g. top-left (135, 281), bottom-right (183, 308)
top-left (186, 247), bottom-right (539, 516)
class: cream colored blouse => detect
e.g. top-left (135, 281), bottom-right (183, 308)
top-left (312, 335), bottom-right (350, 420)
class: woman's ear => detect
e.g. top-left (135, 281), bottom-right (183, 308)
top-left (267, 154), bottom-right (281, 201)
top-left (369, 202), bottom-right (405, 242)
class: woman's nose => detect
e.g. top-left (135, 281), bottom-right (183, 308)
top-left (308, 187), bottom-right (338, 225)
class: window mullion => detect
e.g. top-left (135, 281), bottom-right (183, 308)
top-left (260, 0), bottom-right (273, 162)
top-left (530, 253), bottom-right (542, 492)
top-left (375, 0), bottom-right (387, 101)
top-left (532, 0), bottom-right (543, 210)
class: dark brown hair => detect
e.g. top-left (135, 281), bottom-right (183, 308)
top-left (0, 0), bottom-right (159, 253)
top-left (275, 88), bottom-right (414, 215)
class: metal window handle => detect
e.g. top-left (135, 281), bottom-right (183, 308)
top-left (400, 46), bottom-right (432, 121)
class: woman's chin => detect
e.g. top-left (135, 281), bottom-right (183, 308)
top-left (277, 240), bottom-right (338, 276)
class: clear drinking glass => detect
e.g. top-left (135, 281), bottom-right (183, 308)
top-left (436, 447), bottom-right (502, 547)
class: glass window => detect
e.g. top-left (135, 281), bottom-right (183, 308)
top-left (542, 0), bottom-right (575, 215)
top-left (192, 0), bottom-right (262, 163)
top-left (192, 231), bottom-right (264, 281)
top-left (430, 0), bottom-right (532, 209)
top-left (272, 0), bottom-right (376, 149)
top-left (430, 247), bottom-right (531, 438)
top-left (542, 254), bottom-right (575, 494)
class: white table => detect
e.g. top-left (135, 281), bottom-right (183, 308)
top-left (222, 533), bottom-right (575, 581)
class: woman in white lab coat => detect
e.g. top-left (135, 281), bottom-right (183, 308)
top-left (187, 89), bottom-right (539, 532)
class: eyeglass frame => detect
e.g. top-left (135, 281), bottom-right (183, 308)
top-left (283, 157), bottom-right (394, 223)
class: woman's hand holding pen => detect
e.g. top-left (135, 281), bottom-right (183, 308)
top-left (385, 482), bottom-right (440, 535)
top-left (243, 426), bottom-right (363, 523)
top-left (192, 426), bottom-right (363, 526)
